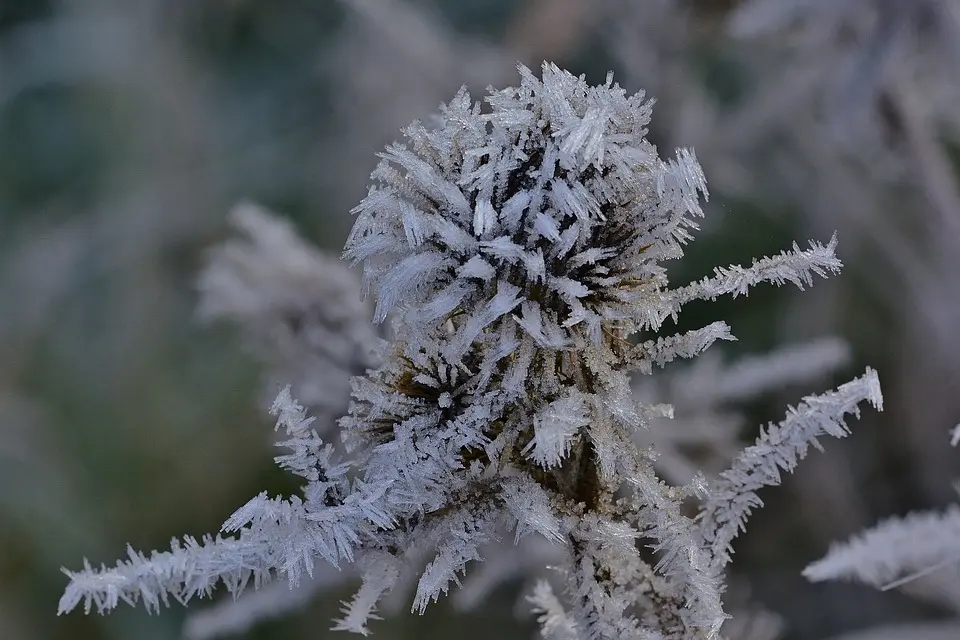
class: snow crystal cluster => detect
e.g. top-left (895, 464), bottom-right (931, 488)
top-left (58, 63), bottom-right (883, 639)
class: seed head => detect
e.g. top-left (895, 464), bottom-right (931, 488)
top-left (344, 62), bottom-right (708, 359)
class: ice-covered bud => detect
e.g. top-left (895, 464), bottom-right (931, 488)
top-left (344, 62), bottom-right (708, 357)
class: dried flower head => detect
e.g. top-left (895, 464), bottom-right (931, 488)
top-left (345, 63), bottom-right (706, 354)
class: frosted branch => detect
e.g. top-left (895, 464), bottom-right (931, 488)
top-left (700, 367), bottom-right (882, 568)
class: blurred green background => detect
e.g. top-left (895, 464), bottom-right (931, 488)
top-left (2, 1), bottom-right (959, 639)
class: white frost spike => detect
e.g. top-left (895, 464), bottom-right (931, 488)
top-left (534, 211), bottom-right (562, 242)
top-left (633, 322), bottom-right (736, 375)
top-left (498, 191), bottom-right (531, 233)
top-left (553, 221), bottom-right (580, 258)
top-left (458, 255), bottom-right (495, 281)
top-left (523, 393), bottom-right (590, 467)
top-left (568, 246), bottom-right (616, 269)
top-left (522, 249), bottom-right (547, 283)
top-left (473, 199), bottom-right (497, 237)
top-left (550, 276), bottom-right (591, 302)
top-left (414, 281), bottom-right (473, 324)
top-left (333, 553), bottom-right (401, 636)
top-left (502, 477), bottom-right (565, 544)
top-left (398, 200), bottom-right (427, 248)
top-left (660, 148), bottom-right (709, 216)
top-left (429, 217), bottom-right (478, 254)
top-left (480, 236), bottom-right (525, 263)
top-left (674, 235), bottom-right (841, 307)
top-left (527, 580), bottom-right (579, 640)
top-left (560, 104), bottom-right (611, 167)
top-left (702, 368), bottom-right (883, 569)
top-left (513, 302), bottom-right (569, 349)
top-left (412, 509), bottom-right (491, 615)
top-left (549, 178), bottom-right (596, 221)
top-left (445, 281), bottom-right (523, 360)
top-left (372, 251), bottom-right (449, 323)
top-left (379, 145), bottom-right (470, 218)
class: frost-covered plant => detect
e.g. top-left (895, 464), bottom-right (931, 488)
top-left (176, 334), bottom-right (847, 640)
top-left (58, 62), bottom-right (883, 639)
top-left (804, 426), bottom-right (960, 639)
